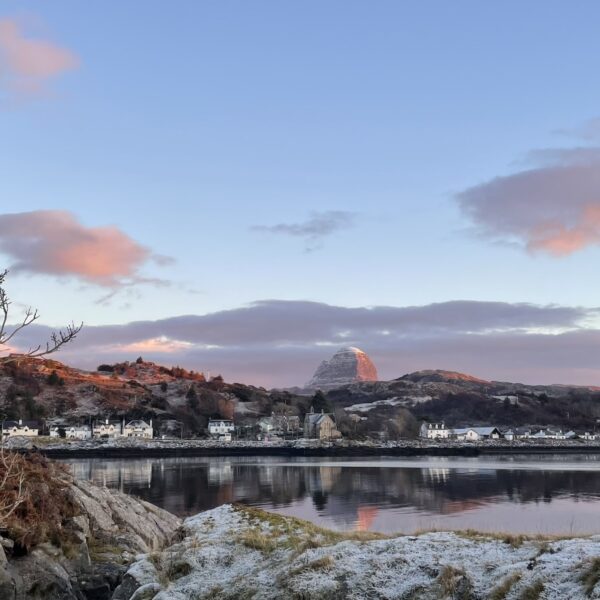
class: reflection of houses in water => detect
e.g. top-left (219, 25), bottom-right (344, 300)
top-left (424, 467), bottom-right (451, 484)
top-left (304, 466), bottom-right (342, 494)
top-left (66, 456), bottom-right (600, 536)
top-left (208, 460), bottom-right (233, 485)
top-left (68, 459), bottom-right (153, 491)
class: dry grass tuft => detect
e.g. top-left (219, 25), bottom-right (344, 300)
top-left (489, 572), bottom-right (522, 600)
top-left (579, 557), bottom-right (600, 596)
top-left (518, 580), bottom-right (544, 600)
top-left (436, 564), bottom-right (473, 599)
top-left (288, 555), bottom-right (335, 577)
top-left (233, 503), bottom-right (386, 557)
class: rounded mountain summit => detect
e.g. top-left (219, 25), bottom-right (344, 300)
top-left (307, 347), bottom-right (378, 390)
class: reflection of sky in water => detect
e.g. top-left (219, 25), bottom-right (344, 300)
top-left (63, 455), bottom-right (600, 535)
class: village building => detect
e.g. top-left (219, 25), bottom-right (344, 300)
top-left (2, 419), bottom-right (40, 438)
top-left (257, 416), bottom-right (276, 435)
top-left (419, 422), bottom-right (450, 439)
top-left (50, 425), bottom-right (92, 440)
top-left (257, 415), bottom-right (301, 437)
top-left (303, 409), bottom-right (341, 440)
top-left (92, 418), bottom-right (123, 439)
top-left (452, 427), bottom-right (502, 441)
top-left (208, 419), bottom-right (235, 441)
top-left (123, 419), bottom-right (153, 439)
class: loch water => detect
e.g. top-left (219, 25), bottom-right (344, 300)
top-left (64, 454), bottom-right (600, 535)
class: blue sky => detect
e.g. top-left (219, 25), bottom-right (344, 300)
top-left (2, 1), bottom-right (600, 385)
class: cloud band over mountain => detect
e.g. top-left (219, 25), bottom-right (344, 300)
top-left (12, 299), bottom-right (600, 388)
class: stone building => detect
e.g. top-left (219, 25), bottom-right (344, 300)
top-left (304, 409), bottom-right (341, 440)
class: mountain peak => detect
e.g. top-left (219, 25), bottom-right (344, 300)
top-left (306, 347), bottom-right (378, 390)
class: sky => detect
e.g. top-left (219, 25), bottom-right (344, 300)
top-left (2, 1), bottom-right (600, 387)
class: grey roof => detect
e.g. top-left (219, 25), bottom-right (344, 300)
top-left (452, 427), bottom-right (500, 436)
top-left (3, 420), bottom-right (40, 429)
top-left (125, 420), bottom-right (151, 427)
top-left (305, 413), bottom-right (333, 426)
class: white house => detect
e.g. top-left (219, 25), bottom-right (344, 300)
top-left (531, 428), bottom-right (566, 440)
top-left (257, 417), bottom-right (275, 434)
top-left (452, 427), bottom-right (502, 441)
top-left (123, 419), bottom-right (153, 439)
top-left (419, 422), bottom-right (450, 439)
top-left (208, 419), bottom-right (235, 441)
top-left (2, 419), bottom-right (40, 438)
top-left (50, 425), bottom-right (92, 440)
top-left (93, 419), bottom-right (123, 438)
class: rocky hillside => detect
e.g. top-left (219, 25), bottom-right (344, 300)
top-left (327, 369), bottom-right (600, 435)
top-left (2, 357), bottom-right (600, 438)
top-left (0, 357), bottom-right (313, 436)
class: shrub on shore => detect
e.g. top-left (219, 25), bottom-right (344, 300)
top-left (0, 451), bottom-right (78, 550)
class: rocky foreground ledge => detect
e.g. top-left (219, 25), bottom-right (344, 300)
top-left (122, 504), bottom-right (600, 600)
top-left (0, 478), bottom-right (180, 600)
top-left (3, 477), bottom-right (600, 599)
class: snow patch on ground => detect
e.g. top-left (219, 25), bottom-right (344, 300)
top-left (345, 395), bottom-right (432, 413)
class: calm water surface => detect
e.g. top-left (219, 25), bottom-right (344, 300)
top-left (64, 454), bottom-right (600, 535)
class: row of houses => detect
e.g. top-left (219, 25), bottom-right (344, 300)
top-left (208, 410), bottom-right (341, 442)
top-left (420, 422), bottom-right (596, 441)
top-left (1, 418), bottom-right (153, 440)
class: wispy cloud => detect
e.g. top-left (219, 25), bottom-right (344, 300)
top-left (0, 210), bottom-right (171, 288)
top-left (252, 210), bottom-right (355, 250)
top-left (0, 18), bottom-right (78, 98)
top-left (457, 130), bottom-right (600, 256)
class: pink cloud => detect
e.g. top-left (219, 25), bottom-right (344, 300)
top-left (0, 210), bottom-right (167, 287)
top-left (0, 18), bottom-right (78, 94)
top-left (458, 146), bottom-right (600, 257)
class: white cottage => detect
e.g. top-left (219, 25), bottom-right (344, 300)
top-left (123, 419), bottom-right (153, 439)
top-left (208, 419), bottom-right (235, 441)
top-left (93, 418), bottom-right (123, 439)
top-left (419, 422), bottom-right (450, 439)
top-left (50, 425), bottom-right (92, 440)
top-left (452, 427), bottom-right (502, 441)
top-left (2, 419), bottom-right (40, 438)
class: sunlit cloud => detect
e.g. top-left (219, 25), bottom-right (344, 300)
top-left (458, 134), bottom-right (600, 257)
top-left (0, 210), bottom-right (171, 287)
top-left (0, 18), bottom-right (78, 98)
top-left (112, 337), bottom-right (194, 354)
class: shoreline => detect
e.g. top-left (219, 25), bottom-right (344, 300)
top-left (21, 439), bottom-right (600, 459)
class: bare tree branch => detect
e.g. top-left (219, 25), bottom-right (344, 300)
top-left (0, 269), bottom-right (83, 363)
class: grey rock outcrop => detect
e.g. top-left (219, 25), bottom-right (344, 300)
top-left (307, 347), bottom-right (378, 390)
top-left (0, 480), bottom-right (180, 600)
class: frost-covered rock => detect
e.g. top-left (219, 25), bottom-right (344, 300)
top-left (307, 347), bottom-right (378, 390)
top-left (118, 504), bottom-right (600, 600)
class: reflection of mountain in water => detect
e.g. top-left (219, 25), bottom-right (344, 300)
top-left (66, 456), bottom-right (600, 528)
